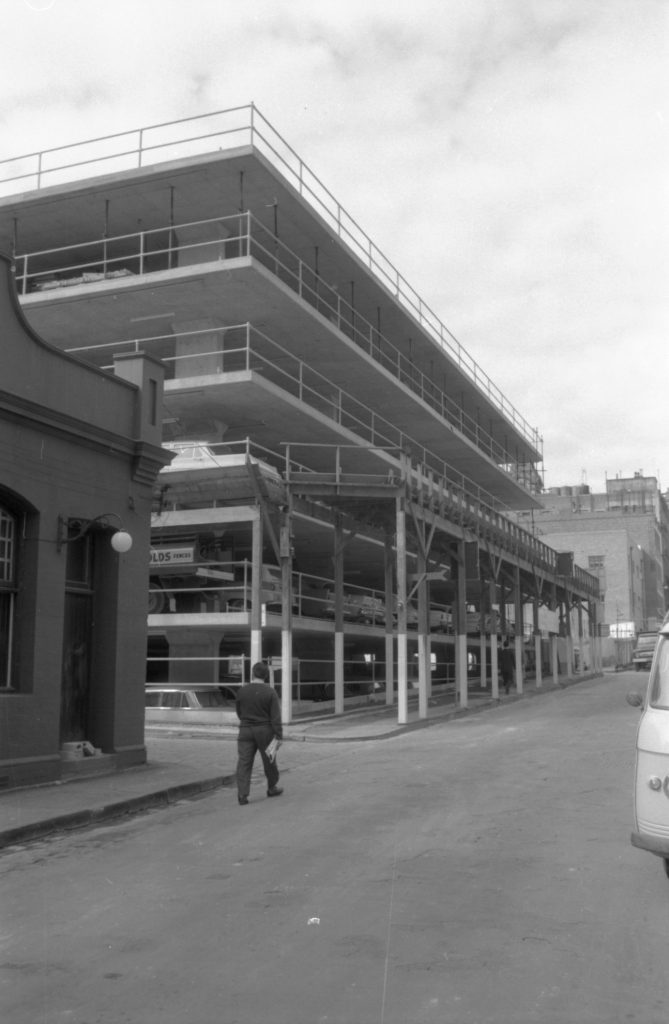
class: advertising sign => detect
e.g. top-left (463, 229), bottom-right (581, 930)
top-left (149, 547), bottom-right (195, 566)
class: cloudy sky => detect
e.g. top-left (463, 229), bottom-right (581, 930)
top-left (2, 0), bottom-right (667, 493)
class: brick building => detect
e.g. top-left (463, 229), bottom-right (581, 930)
top-left (0, 253), bottom-right (169, 787)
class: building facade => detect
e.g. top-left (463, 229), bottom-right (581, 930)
top-left (0, 253), bottom-right (169, 787)
top-left (514, 474), bottom-right (669, 666)
top-left (0, 107), bottom-right (600, 725)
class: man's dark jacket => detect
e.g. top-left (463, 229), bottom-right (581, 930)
top-left (235, 683), bottom-right (283, 739)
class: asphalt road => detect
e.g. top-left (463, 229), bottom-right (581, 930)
top-left (1, 670), bottom-right (667, 1024)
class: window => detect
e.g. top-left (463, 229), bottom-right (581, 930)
top-left (161, 691), bottom-right (188, 708)
top-left (588, 555), bottom-right (604, 571)
top-left (0, 507), bottom-right (17, 688)
top-left (195, 688), bottom-right (226, 707)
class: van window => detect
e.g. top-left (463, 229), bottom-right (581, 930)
top-left (649, 637), bottom-right (669, 708)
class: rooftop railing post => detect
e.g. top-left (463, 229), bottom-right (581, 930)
top-left (138, 128), bottom-right (144, 168)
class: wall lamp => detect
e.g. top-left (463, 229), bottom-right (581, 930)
top-left (57, 513), bottom-right (133, 554)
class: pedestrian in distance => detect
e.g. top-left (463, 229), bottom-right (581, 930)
top-left (499, 639), bottom-right (515, 695)
top-left (235, 661), bottom-right (283, 806)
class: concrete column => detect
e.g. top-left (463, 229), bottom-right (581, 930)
top-left (250, 517), bottom-right (262, 668)
top-left (456, 540), bottom-right (468, 708)
top-left (384, 534), bottom-right (395, 706)
top-left (535, 633), bottom-right (543, 687)
top-left (417, 540), bottom-right (429, 719)
top-left (552, 634), bottom-right (559, 684)
top-left (396, 492), bottom-right (408, 725)
top-left (563, 595), bottom-right (573, 676)
top-left (479, 629), bottom-right (487, 691)
top-left (165, 628), bottom-right (220, 683)
top-left (533, 599), bottom-right (542, 687)
top-left (334, 516), bottom-right (345, 716)
top-left (514, 565), bottom-right (523, 694)
top-left (489, 578), bottom-right (499, 700)
top-left (172, 317), bottom-right (225, 377)
top-left (280, 514), bottom-right (293, 725)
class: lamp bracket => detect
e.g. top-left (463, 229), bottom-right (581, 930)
top-left (57, 513), bottom-right (127, 552)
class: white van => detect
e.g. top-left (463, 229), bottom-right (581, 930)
top-left (629, 617), bottom-right (669, 877)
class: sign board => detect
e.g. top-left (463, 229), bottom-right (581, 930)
top-left (150, 546), bottom-right (195, 566)
top-left (609, 621), bottom-right (635, 639)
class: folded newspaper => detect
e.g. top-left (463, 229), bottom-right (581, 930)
top-left (265, 737), bottom-right (280, 762)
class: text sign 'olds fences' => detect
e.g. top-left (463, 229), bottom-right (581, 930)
top-left (150, 547), bottom-right (195, 566)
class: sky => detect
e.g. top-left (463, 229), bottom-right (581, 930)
top-left (2, 0), bottom-right (667, 493)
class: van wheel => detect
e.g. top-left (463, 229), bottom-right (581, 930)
top-left (663, 859), bottom-right (669, 880)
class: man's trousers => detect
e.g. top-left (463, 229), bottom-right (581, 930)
top-left (236, 724), bottom-right (280, 799)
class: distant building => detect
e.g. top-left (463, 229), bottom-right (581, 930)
top-left (0, 254), bottom-right (169, 787)
top-left (515, 473), bottom-right (668, 663)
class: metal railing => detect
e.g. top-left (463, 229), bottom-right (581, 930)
top-left (0, 103), bottom-right (541, 453)
top-left (14, 209), bottom-right (540, 474)
top-left (154, 434), bottom-right (598, 598)
top-left (67, 318), bottom-right (529, 491)
top-left (282, 443), bottom-right (600, 598)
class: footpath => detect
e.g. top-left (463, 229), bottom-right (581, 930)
top-left (0, 672), bottom-right (601, 850)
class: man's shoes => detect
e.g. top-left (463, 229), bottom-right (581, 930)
top-left (238, 796), bottom-right (249, 805)
top-left (267, 786), bottom-right (283, 798)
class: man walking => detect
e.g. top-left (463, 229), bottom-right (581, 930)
top-left (235, 661), bottom-right (283, 805)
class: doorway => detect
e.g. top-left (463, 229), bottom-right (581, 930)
top-left (60, 533), bottom-right (94, 744)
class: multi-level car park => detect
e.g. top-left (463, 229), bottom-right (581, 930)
top-left (0, 105), bottom-right (601, 723)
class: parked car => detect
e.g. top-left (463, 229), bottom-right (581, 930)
top-left (145, 685), bottom-right (237, 725)
top-left (393, 601), bottom-right (452, 632)
top-left (348, 593), bottom-right (385, 624)
top-left (633, 630), bottom-right (659, 671)
top-left (322, 589), bottom-right (366, 622)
